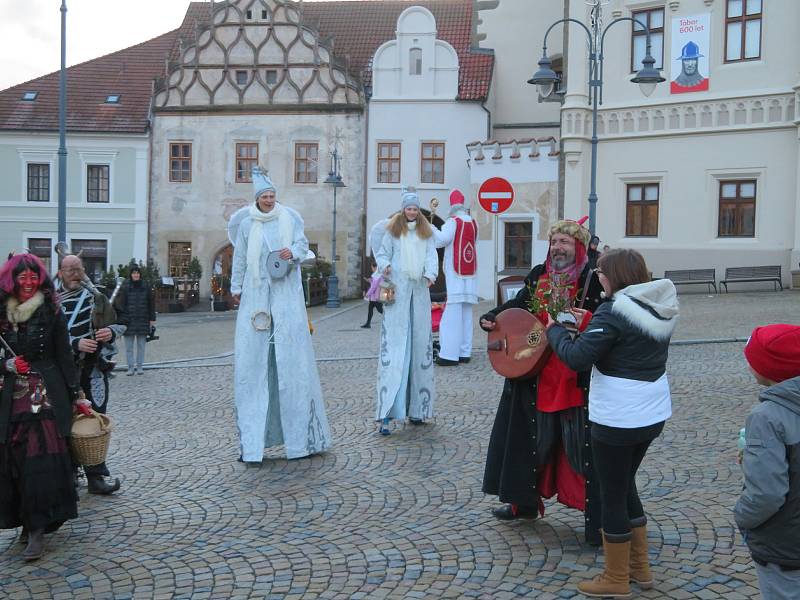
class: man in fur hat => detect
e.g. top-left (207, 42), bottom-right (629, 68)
top-left (433, 189), bottom-right (478, 366)
top-left (229, 167), bottom-right (332, 463)
top-left (479, 218), bottom-right (604, 544)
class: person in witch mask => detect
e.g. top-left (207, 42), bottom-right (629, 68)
top-left (230, 167), bottom-right (332, 463)
top-left (0, 254), bottom-right (89, 561)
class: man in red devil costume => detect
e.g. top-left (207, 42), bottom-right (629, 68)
top-left (480, 217), bottom-right (604, 545)
top-left (433, 189), bottom-right (478, 366)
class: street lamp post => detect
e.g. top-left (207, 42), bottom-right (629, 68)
top-left (528, 1), bottom-right (665, 236)
top-left (324, 148), bottom-right (345, 308)
top-left (58, 0), bottom-right (68, 243)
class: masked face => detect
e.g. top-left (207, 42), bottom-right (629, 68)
top-left (257, 190), bottom-right (277, 213)
top-left (59, 257), bottom-right (85, 290)
top-left (16, 269), bottom-right (41, 302)
top-left (549, 233), bottom-right (576, 270)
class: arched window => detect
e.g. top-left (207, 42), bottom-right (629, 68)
top-left (409, 48), bottom-right (422, 75)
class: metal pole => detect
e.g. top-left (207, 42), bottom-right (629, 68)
top-left (326, 150), bottom-right (341, 308)
top-left (587, 4), bottom-right (601, 237)
top-left (57, 0), bottom-right (68, 243)
top-left (493, 213), bottom-right (499, 304)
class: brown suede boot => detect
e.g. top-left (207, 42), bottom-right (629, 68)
top-left (577, 533), bottom-right (632, 598)
top-left (630, 525), bottom-right (654, 589)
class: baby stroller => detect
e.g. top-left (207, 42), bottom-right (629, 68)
top-left (430, 291), bottom-right (446, 361)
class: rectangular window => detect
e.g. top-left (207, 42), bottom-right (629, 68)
top-left (420, 142), bottom-right (445, 184)
top-left (235, 143), bottom-right (258, 183)
top-left (28, 238), bottom-right (52, 272)
top-left (265, 69), bottom-right (278, 85)
top-left (377, 142), bottom-right (401, 184)
top-left (718, 179), bottom-right (756, 237)
top-left (168, 242), bottom-right (193, 278)
top-left (27, 163), bottom-right (50, 202)
top-left (71, 239), bottom-right (108, 282)
top-left (294, 143), bottom-right (318, 184)
top-left (409, 48), bottom-right (423, 75)
top-left (626, 183), bottom-right (659, 237)
top-left (169, 142), bottom-right (192, 183)
top-left (504, 222), bottom-right (533, 269)
top-left (235, 70), bottom-right (248, 85)
top-left (631, 8), bottom-right (664, 72)
top-left (87, 164), bottom-right (110, 203)
top-left (726, 0), bottom-right (762, 62)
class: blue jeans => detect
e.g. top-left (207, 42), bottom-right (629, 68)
top-left (125, 335), bottom-right (147, 370)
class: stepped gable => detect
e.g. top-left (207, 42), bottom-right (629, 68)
top-left (176, 0), bottom-right (493, 101)
top-left (0, 30), bottom-right (178, 133)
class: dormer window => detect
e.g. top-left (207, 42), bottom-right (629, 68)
top-left (262, 10), bottom-right (268, 19)
top-left (409, 48), bottom-right (422, 76)
top-left (21, 91), bottom-right (38, 101)
top-left (105, 94), bottom-right (121, 104)
top-left (235, 71), bottom-right (248, 85)
top-left (246, 9), bottom-right (252, 20)
top-left (265, 69), bottom-right (278, 85)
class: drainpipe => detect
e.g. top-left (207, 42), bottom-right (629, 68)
top-left (360, 86), bottom-right (372, 289)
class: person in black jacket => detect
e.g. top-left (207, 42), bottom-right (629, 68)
top-left (479, 218), bottom-right (604, 545)
top-left (546, 248), bottom-right (678, 598)
top-left (115, 265), bottom-right (155, 376)
top-left (0, 254), bottom-right (90, 561)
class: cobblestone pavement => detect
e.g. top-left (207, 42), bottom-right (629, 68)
top-left (1, 291), bottom-right (798, 599)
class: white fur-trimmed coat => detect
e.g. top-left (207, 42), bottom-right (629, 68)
top-left (547, 279), bottom-right (679, 382)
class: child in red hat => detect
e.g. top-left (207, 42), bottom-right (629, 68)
top-left (735, 324), bottom-right (800, 598)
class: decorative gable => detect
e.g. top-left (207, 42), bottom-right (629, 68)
top-left (154, 0), bottom-right (362, 109)
top-left (371, 6), bottom-right (459, 101)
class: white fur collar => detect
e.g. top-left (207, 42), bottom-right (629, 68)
top-left (611, 279), bottom-right (679, 341)
top-left (6, 291), bottom-right (45, 325)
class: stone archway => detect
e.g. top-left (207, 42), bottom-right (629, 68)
top-left (211, 244), bottom-right (234, 307)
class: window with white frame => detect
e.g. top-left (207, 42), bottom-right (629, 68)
top-left (71, 239), bottom-right (108, 282)
top-left (409, 48), bottom-right (423, 75)
top-left (631, 8), bottom-right (664, 72)
top-left (87, 164), bottom-right (110, 203)
top-left (504, 221), bottom-right (533, 269)
top-left (28, 238), bottom-right (52, 272)
top-left (27, 163), bottom-right (50, 202)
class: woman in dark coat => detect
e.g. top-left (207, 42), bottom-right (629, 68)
top-left (115, 265), bottom-right (155, 375)
top-left (0, 254), bottom-right (88, 561)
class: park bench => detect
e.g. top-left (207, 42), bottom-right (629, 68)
top-left (663, 268), bottom-right (717, 294)
top-left (720, 265), bottom-right (783, 292)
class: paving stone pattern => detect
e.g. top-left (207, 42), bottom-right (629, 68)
top-left (1, 291), bottom-right (798, 599)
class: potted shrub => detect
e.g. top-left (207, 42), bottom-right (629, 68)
top-left (301, 258), bottom-right (331, 306)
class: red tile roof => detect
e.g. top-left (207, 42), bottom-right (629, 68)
top-left (0, 30), bottom-right (178, 134)
top-left (0, 0), bottom-right (493, 133)
top-left (299, 0), bottom-right (494, 101)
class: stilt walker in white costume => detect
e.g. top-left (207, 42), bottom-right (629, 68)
top-left (229, 167), bottom-right (332, 463)
top-left (374, 189), bottom-right (439, 435)
top-left (433, 189), bottom-right (478, 366)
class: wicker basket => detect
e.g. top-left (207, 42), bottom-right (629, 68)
top-left (70, 412), bottom-right (113, 467)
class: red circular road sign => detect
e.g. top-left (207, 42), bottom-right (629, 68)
top-left (478, 177), bottom-right (514, 214)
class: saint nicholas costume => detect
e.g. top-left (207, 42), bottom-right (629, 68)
top-left (481, 218), bottom-right (604, 544)
top-left (433, 190), bottom-right (478, 365)
top-left (230, 167), bottom-right (332, 462)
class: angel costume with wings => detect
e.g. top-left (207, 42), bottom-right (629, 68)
top-left (228, 168), bottom-right (332, 462)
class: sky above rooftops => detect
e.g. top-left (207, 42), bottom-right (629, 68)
top-left (0, 0), bottom-right (356, 91)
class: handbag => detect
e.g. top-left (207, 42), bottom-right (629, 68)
top-left (266, 250), bottom-right (292, 279)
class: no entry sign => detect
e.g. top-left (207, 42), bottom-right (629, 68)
top-left (478, 177), bottom-right (514, 214)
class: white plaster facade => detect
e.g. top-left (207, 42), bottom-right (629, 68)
top-left (560, 0), bottom-right (799, 286)
top-left (0, 131), bottom-right (150, 280)
top-left (366, 6), bottom-right (489, 279)
top-left (466, 138), bottom-right (560, 299)
top-left (149, 0), bottom-right (365, 298)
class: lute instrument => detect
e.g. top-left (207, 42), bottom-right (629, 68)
top-left (486, 308), bottom-right (551, 380)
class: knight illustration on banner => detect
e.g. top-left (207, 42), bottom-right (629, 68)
top-left (433, 189), bottom-right (478, 366)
